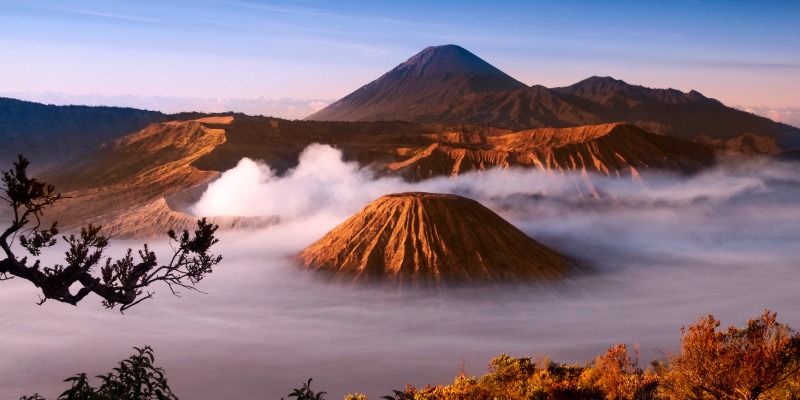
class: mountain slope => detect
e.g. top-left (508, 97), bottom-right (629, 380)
top-left (298, 192), bottom-right (572, 286)
top-left (306, 44), bottom-right (527, 122)
top-left (552, 77), bottom-right (800, 147)
top-left (43, 116), bottom-right (275, 236)
top-left (41, 117), bottom-right (716, 237)
top-left (387, 123), bottom-right (716, 181)
top-left (433, 77), bottom-right (800, 148)
top-left (185, 117), bottom-right (716, 180)
top-left (0, 97), bottom-right (166, 167)
top-left (305, 44), bottom-right (800, 148)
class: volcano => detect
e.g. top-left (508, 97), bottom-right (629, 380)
top-left (306, 44), bottom-right (527, 122)
top-left (298, 192), bottom-right (572, 286)
top-left (306, 45), bottom-right (800, 149)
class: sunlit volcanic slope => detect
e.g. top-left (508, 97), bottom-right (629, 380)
top-left (385, 123), bottom-right (716, 180)
top-left (190, 117), bottom-right (716, 181)
top-left (298, 192), bottom-right (572, 286)
top-left (695, 132), bottom-right (782, 155)
top-left (41, 117), bottom-right (716, 237)
top-left (44, 116), bottom-right (274, 237)
top-left (306, 44), bottom-right (526, 122)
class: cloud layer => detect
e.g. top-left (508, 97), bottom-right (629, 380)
top-left (2, 146), bottom-right (799, 400)
top-left (191, 144), bottom-right (789, 228)
top-left (742, 105), bottom-right (800, 128)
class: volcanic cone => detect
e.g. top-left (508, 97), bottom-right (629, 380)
top-left (298, 192), bottom-right (572, 285)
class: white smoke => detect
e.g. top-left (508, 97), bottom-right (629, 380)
top-left (190, 144), bottom-right (784, 225)
top-left (191, 144), bottom-right (408, 219)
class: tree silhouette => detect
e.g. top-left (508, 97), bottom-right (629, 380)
top-left (20, 346), bottom-right (176, 400)
top-left (0, 155), bottom-right (222, 312)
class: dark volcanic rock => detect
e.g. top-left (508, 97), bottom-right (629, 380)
top-left (307, 44), bottom-right (800, 148)
top-left (306, 44), bottom-right (527, 122)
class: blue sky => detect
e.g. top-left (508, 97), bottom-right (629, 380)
top-left (1, 0), bottom-right (798, 117)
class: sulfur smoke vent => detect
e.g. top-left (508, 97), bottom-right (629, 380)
top-left (298, 192), bottom-right (573, 286)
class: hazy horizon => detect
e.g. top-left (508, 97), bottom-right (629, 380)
top-left (3, 90), bottom-right (800, 129)
top-left (1, 1), bottom-right (799, 114)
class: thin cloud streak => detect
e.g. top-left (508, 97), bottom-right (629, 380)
top-left (694, 60), bottom-right (800, 70)
top-left (225, 0), bottom-right (442, 28)
top-left (570, 28), bottom-right (686, 39)
top-left (60, 9), bottom-right (167, 25)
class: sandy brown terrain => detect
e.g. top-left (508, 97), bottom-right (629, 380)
top-left (299, 192), bottom-right (572, 286)
top-left (39, 115), bottom-right (720, 237)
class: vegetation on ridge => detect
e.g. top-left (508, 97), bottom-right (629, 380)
top-left (22, 310), bottom-right (800, 400)
top-left (21, 346), bottom-right (176, 400)
top-left (335, 310), bottom-right (800, 400)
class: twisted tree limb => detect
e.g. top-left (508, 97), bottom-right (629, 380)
top-left (0, 155), bottom-right (222, 313)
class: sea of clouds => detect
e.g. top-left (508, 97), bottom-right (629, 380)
top-left (2, 144), bottom-right (799, 399)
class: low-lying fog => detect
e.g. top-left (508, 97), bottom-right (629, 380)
top-left (2, 145), bottom-right (799, 399)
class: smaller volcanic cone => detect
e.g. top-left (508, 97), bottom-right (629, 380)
top-left (298, 192), bottom-right (572, 286)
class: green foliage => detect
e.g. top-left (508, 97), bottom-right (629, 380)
top-left (21, 346), bottom-right (177, 400)
top-left (19, 395), bottom-right (48, 400)
top-left (380, 389), bottom-right (414, 400)
top-left (283, 378), bottom-right (327, 400)
top-left (1, 155), bottom-right (62, 260)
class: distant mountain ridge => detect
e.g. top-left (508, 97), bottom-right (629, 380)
top-left (307, 45), bottom-right (527, 122)
top-left (307, 46), bottom-right (800, 149)
top-left (0, 97), bottom-right (167, 167)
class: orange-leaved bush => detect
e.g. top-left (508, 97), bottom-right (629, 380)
top-left (662, 310), bottom-right (800, 400)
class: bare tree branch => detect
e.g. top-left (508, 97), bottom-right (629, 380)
top-left (0, 155), bottom-right (222, 313)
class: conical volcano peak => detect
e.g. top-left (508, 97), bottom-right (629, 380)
top-left (298, 192), bottom-right (573, 286)
top-left (397, 44), bottom-right (514, 78)
top-left (305, 44), bottom-right (527, 122)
